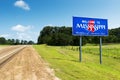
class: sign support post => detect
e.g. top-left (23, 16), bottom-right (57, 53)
top-left (72, 17), bottom-right (108, 64)
top-left (100, 36), bottom-right (102, 64)
top-left (79, 36), bottom-right (82, 62)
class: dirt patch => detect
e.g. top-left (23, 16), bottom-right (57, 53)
top-left (0, 46), bottom-right (60, 80)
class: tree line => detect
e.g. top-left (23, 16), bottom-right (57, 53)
top-left (37, 26), bottom-right (120, 46)
top-left (0, 37), bottom-right (34, 45)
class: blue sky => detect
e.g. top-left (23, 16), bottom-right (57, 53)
top-left (0, 0), bottom-right (120, 42)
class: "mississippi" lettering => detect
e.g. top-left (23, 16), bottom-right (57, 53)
top-left (76, 23), bottom-right (106, 32)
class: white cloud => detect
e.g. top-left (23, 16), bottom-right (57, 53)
top-left (16, 32), bottom-right (32, 40)
top-left (11, 24), bottom-right (31, 32)
top-left (14, 0), bottom-right (30, 11)
top-left (10, 24), bottom-right (38, 42)
top-left (0, 34), bottom-right (9, 38)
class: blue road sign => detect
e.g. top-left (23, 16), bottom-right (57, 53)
top-left (72, 17), bottom-right (108, 36)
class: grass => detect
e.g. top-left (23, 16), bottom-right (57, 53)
top-left (33, 44), bottom-right (120, 80)
top-left (0, 45), bottom-right (8, 49)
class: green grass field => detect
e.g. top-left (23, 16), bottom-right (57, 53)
top-left (33, 44), bottom-right (120, 80)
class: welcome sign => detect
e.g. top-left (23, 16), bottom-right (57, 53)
top-left (72, 17), bottom-right (108, 36)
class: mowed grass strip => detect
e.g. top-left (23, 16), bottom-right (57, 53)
top-left (33, 44), bottom-right (120, 80)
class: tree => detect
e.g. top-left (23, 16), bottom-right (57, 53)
top-left (20, 40), bottom-right (24, 45)
top-left (37, 26), bottom-right (87, 46)
top-left (91, 37), bottom-right (99, 44)
top-left (38, 26), bottom-right (120, 46)
top-left (7, 39), bottom-right (13, 45)
top-left (0, 37), bottom-right (34, 45)
top-left (28, 41), bottom-right (34, 45)
top-left (0, 37), bottom-right (6, 44)
top-left (23, 40), bottom-right (28, 44)
top-left (11, 39), bottom-right (15, 44)
top-left (14, 39), bottom-right (20, 45)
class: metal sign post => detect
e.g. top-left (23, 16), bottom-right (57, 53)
top-left (100, 37), bottom-right (102, 64)
top-left (72, 17), bottom-right (108, 64)
top-left (79, 36), bottom-right (82, 62)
